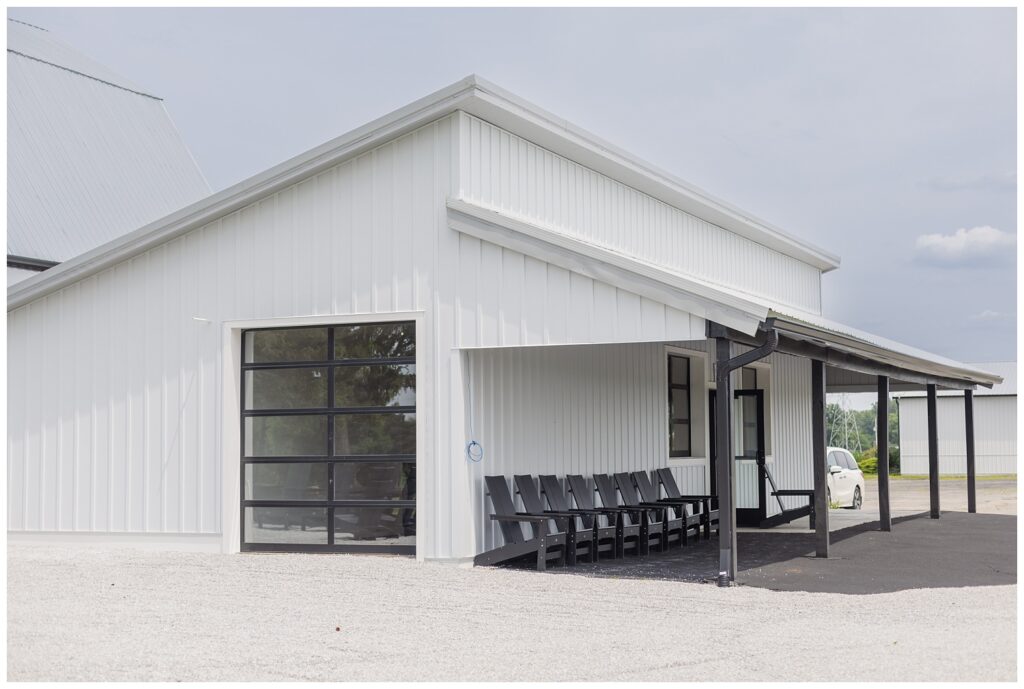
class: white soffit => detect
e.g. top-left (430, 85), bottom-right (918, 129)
top-left (9, 74), bottom-right (839, 310)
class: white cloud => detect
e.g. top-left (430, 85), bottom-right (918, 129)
top-left (970, 309), bottom-right (1004, 321)
top-left (914, 226), bottom-right (1016, 267)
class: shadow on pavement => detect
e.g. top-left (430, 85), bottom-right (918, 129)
top-left (533, 511), bottom-right (1016, 594)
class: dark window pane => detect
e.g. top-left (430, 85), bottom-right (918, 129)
top-left (244, 328), bottom-right (328, 363)
top-left (333, 507), bottom-right (416, 546)
top-left (742, 367), bottom-right (757, 389)
top-left (670, 356), bottom-right (689, 385)
top-left (334, 322), bottom-right (415, 360)
top-left (670, 422), bottom-right (690, 454)
top-left (245, 415), bottom-right (328, 457)
top-left (334, 365), bottom-right (415, 408)
top-left (334, 461), bottom-right (415, 501)
top-left (245, 463), bottom-right (328, 501)
top-left (334, 413), bottom-right (416, 455)
top-left (827, 451), bottom-right (840, 467)
top-left (846, 453), bottom-right (859, 470)
top-left (244, 507), bottom-right (327, 544)
top-left (244, 368), bottom-right (328, 410)
top-left (670, 388), bottom-right (690, 421)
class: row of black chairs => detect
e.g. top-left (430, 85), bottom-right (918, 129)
top-left (475, 469), bottom-right (719, 571)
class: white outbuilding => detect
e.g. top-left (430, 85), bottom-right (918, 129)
top-left (895, 362), bottom-right (1016, 475)
top-left (6, 19), bottom-right (209, 285)
top-left (6, 76), bottom-right (1002, 582)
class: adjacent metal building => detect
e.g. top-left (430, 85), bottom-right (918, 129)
top-left (6, 18), bottom-right (209, 285)
top-left (896, 362), bottom-right (1016, 475)
top-left (7, 76), bottom-right (1002, 577)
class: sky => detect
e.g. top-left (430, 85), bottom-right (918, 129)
top-left (8, 7), bottom-right (1018, 377)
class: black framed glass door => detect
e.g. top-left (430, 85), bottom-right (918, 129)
top-left (240, 322), bottom-right (416, 554)
top-left (734, 388), bottom-right (766, 527)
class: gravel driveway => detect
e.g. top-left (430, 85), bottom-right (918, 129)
top-left (7, 544), bottom-right (1016, 682)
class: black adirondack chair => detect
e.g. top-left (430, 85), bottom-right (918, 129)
top-left (514, 475), bottom-right (594, 565)
top-left (630, 471), bottom-right (703, 546)
top-left (565, 474), bottom-right (646, 557)
top-left (593, 473), bottom-right (665, 554)
top-left (611, 472), bottom-right (684, 552)
top-left (475, 475), bottom-right (567, 571)
top-left (539, 474), bottom-right (623, 561)
top-left (655, 468), bottom-right (719, 539)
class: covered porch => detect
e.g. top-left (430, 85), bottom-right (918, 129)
top-left (465, 310), bottom-right (1002, 585)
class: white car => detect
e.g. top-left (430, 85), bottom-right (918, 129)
top-left (826, 447), bottom-right (865, 509)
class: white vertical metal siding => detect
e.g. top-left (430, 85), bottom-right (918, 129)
top-left (8, 106), bottom-right (826, 562)
top-left (899, 396), bottom-right (1017, 475)
top-left (456, 113), bottom-right (823, 315)
top-left (451, 233), bottom-right (703, 348)
top-left (765, 352), bottom-right (815, 514)
top-left (6, 117), bottom-right (456, 560)
top-left (465, 342), bottom-right (815, 553)
top-left (729, 349), bottom-right (813, 518)
top-left (466, 343), bottom-right (668, 553)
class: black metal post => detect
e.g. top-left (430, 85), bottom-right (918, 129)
top-left (812, 360), bottom-right (829, 557)
top-left (965, 389), bottom-right (976, 514)
top-left (715, 337), bottom-right (735, 586)
top-left (927, 383), bottom-right (940, 519)
top-left (877, 376), bottom-right (891, 531)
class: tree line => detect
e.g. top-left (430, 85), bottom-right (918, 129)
top-left (825, 400), bottom-right (900, 474)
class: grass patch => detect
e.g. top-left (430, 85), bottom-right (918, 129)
top-left (877, 474), bottom-right (1017, 482)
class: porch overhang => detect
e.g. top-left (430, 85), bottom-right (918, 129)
top-left (709, 313), bottom-right (1002, 391)
top-left (448, 197), bottom-right (1001, 393)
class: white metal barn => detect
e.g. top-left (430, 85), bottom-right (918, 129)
top-left (6, 76), bottom-right (1002, 582)
top-left (6, 19), bottom-right (209, 285)
top-left (896, 362), bottom-right (1016, 475)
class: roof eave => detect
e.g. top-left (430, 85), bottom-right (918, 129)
top-left (769, 316), bottom-right (1004, 389)
top-left (8, 74), bottom-right (840, 311)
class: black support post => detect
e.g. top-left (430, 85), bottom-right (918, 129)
top-left (927, 383), bottom-right (940, 519)
top-left (811, 360), bottom-right (829, 557)
top-left (715, 337), bottom-right (735, 586)
top-left (877, 375), bottom-right (891, 531)
top-left (965, 390), bottom-right (976, 514)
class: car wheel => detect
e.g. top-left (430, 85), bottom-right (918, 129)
top-left (849, 486), bottom-right (862, 510)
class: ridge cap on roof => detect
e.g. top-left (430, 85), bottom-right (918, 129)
top-left (9, 73), bottom-right (842, 309)
top-left (7, 17), bottom-right (159, 99)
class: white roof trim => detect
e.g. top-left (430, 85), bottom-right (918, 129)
top-left (9, 74), bottom-right (840, 311)
top-left (447, 198), bottom-right (769, 335)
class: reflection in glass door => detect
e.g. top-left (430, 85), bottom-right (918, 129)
top-left (240, 322), bottom-right (416, 554)
top-left (733, 388), bottom-right (766, 526)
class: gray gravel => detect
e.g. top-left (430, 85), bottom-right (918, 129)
top-left (7, 545), bottom-right (1016, 681)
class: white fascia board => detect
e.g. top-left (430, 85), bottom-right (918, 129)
top-left (447, 198), bottom-right (768, 336)
top-left (9, 74), bottom-right (840, 310)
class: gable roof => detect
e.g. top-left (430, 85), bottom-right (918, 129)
top-left (7, 19), bottom-right (209, 264)
top-left (8, 74), bottom-right (840, 308)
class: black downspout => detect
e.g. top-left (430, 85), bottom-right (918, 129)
top-left (713, 325), bottom-right (778, 587)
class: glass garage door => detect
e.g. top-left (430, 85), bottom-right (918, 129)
top-left (240, 322), bottom-right (416, 554)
